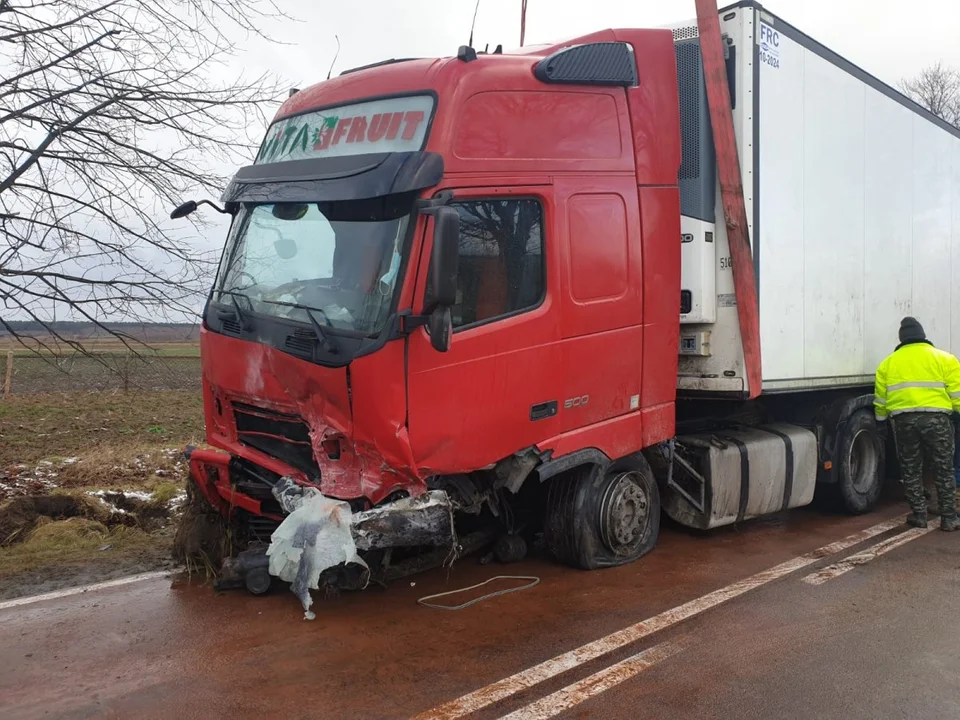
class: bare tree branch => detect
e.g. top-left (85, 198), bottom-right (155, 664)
top-left (0, 0), bottom-right (291, 354)
top-left (899, 62), bottom-right (960, 128)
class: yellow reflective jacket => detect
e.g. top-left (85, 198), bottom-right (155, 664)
top-left (874, 342), bottom-right (960, 420)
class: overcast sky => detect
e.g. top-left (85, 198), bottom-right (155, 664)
top-left (19, 0), bottom-right (957, 326)
top-left (139, 0), bottom-right (951, 327)
top-left (241, 0), bottom-right (960, 98)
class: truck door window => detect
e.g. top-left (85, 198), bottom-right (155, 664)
top-left (448, 198), bottom-right (544, 329)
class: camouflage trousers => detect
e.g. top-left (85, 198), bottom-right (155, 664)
top-left (893, 412), bottom-right (956, 517)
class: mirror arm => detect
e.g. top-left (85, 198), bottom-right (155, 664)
top-left (198, 199), bottom-right (230, 215)
top-left (416, 189), bottom-right (454, 215)
top-left (398, 310), bottom-right (429, 335)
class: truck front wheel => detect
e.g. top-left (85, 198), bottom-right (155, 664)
top-left (543, 456), bottom-right (660, 570)
top-left (835, 408), bottom-right (885, 514)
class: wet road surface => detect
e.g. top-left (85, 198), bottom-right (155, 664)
top-left (2, 503), bottom-right (958, 719)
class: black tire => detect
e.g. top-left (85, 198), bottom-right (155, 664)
top-left (835, 408), bottom-right (885, 514)
top-left (543, 456), bottom-right (661, 570)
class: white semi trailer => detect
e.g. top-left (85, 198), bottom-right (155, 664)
top-left (658, 1), bottom-right (960, 530)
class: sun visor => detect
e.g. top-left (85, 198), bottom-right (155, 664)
top-left (220, 151), bottom-right (444, 204)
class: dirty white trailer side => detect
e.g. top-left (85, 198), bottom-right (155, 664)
top-left (673, 1), bottom-right (960, 397)
top-left (657, 1), bottom-right (960, 529)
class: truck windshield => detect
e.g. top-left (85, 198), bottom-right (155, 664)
top-left (215, 198), bottom-right (411, 335)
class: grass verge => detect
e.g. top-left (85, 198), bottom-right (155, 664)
top-left (0, 390), bottom-right (205, 599)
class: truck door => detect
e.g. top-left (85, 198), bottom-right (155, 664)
top-left (406, 186), bottom-right (561, 473)
top-left (554, 176), bottom-right (644, 433)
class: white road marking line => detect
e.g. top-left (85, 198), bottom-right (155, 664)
top-left (0, 570), bottom-right (174, 611)
top-left (497, 641), bottom-right (684, 720)
top-left (801, 524), bottom-right (935, 585)
top-left (414, 517), bottom-right (903, 720)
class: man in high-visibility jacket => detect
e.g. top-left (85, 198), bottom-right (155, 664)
top-left (875, 317), bottom-right (960, 531)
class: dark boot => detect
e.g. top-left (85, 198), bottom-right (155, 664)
top-left (906, 512), bottom-right (929, 529)
top-left (940, 514), bottom-right (960, 532)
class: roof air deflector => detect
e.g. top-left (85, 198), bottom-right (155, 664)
top-left (534, 42), bottom-right (638, 87)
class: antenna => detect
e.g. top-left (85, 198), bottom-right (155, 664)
top-left (326, 34), bottom-right (341, 80)
top-left (468, 0), bottom-right (481, 48)
top-left (520, 0), bottom-right (528, 47)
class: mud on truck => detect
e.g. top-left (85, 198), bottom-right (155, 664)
top-left (172, 1), bottom-right (960, 609)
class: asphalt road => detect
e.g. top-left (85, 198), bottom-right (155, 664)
top-left (2, 503), bottom-right (958, 719)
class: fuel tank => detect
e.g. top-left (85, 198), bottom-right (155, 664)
top-left (663, 423), bottom-right (818, 530)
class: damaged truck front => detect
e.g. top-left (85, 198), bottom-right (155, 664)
top-left (177, 59), bottom-right (607, 607)
top-left (183, 89), bottom-right (479, 592)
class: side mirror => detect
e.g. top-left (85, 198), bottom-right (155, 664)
top-left (170, 200), bottom-right (198, 219)
top-left (428, 307), bottom-right (453, 353)
top-left (426, 207), bottom-right (459, 311)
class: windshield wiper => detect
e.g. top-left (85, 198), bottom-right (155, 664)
top-left (258, 298), bottom-right (340, 355)
top-left (304, 308), bottom-right (340, 356)
top-left (217, 289), bottom-right (254, 332)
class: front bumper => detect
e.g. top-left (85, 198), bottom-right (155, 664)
top-left (185, 446), bottom-right (273, 518)
top-left (185, 446), bottom-right (456, 551)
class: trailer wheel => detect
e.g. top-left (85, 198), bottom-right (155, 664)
top-left (543, 457), bottom-right (660, 570)
top-left (835, 408), bottom-right (885, 514)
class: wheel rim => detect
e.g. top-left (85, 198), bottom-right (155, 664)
top-left (848, 428), bottom-right (879, 494)
top-left (599, 472), bottom-right (650, 555)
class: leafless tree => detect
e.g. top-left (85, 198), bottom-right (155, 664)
top-left (899, 62), bottom-right (960, 128)
top-left (0, 0), bottom-right (287, 354)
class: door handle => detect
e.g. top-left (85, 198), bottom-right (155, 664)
top-left (530, 401), bottom-right (558, 421)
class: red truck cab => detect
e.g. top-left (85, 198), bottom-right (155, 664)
top-left (185, 30), bottom-right (685, 577)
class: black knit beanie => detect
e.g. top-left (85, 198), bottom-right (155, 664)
top-left (899, 316), bottom-right (926, 344)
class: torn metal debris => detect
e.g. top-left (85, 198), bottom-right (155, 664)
top-left (259, 480), bottom-right (458, 617)
top-left (351, 490), bottom-right (455, 551)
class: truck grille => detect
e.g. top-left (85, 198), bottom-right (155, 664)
top-left (236, 509), bottom-right (281, 544)
top-left (232, 402), bottom-right (320, 481)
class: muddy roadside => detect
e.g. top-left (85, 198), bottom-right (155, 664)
top-left (0, 390), bottom-right (205, 600)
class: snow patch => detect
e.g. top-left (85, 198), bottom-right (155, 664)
top-left (87, 489), bottom-right (155, 514)
top-left (167, 492), bottom-right (187, 510)
top-left (0, 466), bottom-right (59, 500)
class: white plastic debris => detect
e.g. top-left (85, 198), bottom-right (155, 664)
top-left (266, 477), bottom-right (368, 620)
